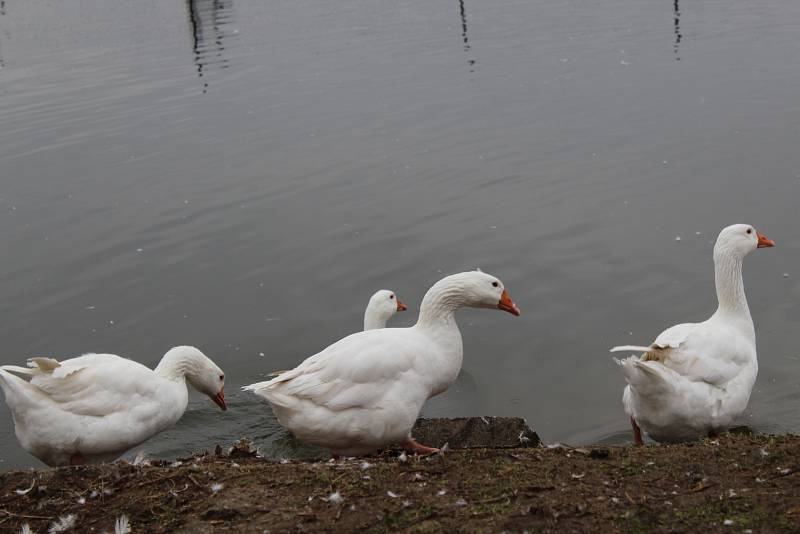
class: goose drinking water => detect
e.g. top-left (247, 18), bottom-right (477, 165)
top-left (0, 346), bottom-right (227, 466)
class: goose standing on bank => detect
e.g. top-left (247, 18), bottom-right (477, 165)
top-left (363, 289), bottom-right (407, 330)
top-left (0, 346), bottom-right (227, 466)
top-left (245, 270), bottom-right (520, 456)
top-left (611, 224), bottom-right (775, 444)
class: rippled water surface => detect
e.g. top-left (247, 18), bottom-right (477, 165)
top-left (1, 0), bottom-right (799, 468)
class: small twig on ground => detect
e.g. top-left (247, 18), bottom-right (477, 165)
top-left (0, 509), bottom-right (54, 520)
top-left (476, 493), bottom-right (513, 505)
top-left (688, 479), bottom-right (716, 493)
top-left (186, 475), bottom-right (204, 489)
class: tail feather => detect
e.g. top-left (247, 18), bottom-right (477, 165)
top-left (245, 361), bottom-right (320, 408)
top-left (631, 360), bottom-right (664, 379)
top-left (245, 363), bottom-right (307, 393)
top-left (243, 375), bottom-right (288, 396)
top-left (0, 368), bottom-right (39, 409)
top-left (0, 365), bottom-right (36, 377)
top-left (243, 379), bottom-right (298, 410)
top-left (242, 380), bottom-right (272, 393)
top-left (610, 345), bottom-right (655, 354)
top-left (1, 357), bottom-right (62, 379)
top-left (615, 356), bottom-right (670, 395)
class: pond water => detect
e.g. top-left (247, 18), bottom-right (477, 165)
top-left (0, 0), bottom-right (798, 469)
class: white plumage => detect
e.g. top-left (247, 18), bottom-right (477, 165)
top-left (245, 271), bottom-right (520, 456)
top-left (267, 289), bottom-right (408, 379)
top-left (611, 224), bottom-right (775, 443)
top-left (0, 346), bottom-right (226, 466)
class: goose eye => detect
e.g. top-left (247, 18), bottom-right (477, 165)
top-left (746, 228), bottom-right (752, 234)
top-left (219, 375), bottom-right (224, 381)
top-left (389, 295), bottom-right (394, 299)
top-left (492, 281), bottom-right (499, 288)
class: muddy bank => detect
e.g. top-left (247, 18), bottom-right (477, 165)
top-left (1, 420), bottom-right (799, 533)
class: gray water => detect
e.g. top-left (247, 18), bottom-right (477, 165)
top-left (1, 0), bottom-right (799, 469)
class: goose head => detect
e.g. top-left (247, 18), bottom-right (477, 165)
top-left (428, 270), bottom-right (521, 316)
top-left (174, 346), bottom-right (227, 411)
top-left (467, 270), bottom-right (521, 315)
top-left (364, 289), bottom-right (407, 330)
top-left (714, 224), bottom-right (775, 258)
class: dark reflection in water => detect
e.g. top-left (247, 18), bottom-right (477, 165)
top-left (186, 0), bottom-right (235, 92)
top-left (0, 2), bottom-right (5, 68)
top-left (674, 0), bottom-right (682, 60)
top-left (458, 0), bottom-right (475, 72)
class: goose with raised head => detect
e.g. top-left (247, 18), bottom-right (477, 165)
top-left (611, 224), bottom-right (775, 444)
top-left (245, 270), bottom-right (520, 457)
top-left (364, 289), bottom-right (407, 330)
top-left (0, 346), bottom-right (227, 466)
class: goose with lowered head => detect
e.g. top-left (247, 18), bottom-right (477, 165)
top-left (245, 270), bottom-right (520, 457)
top-left (364, 289), bottom-right (407, 330)
top-left (0, 346), bottom-right (227, 466)
top-left (611, 224), bottom-right (775, 444)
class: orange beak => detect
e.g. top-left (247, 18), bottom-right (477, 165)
top-left (212, 388), bottom-right (227, 411)
top-left (756, 231), bottom-right (775, 248)
top-left (497, 289), bottom-right (521, 316)
top-left (396, 299), bottom-right (407, 312)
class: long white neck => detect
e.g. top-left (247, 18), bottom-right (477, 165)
top-left (364, 307), bottom-right (389, 331)
top-left (712, 247), bottom-right (751, 320)
top-left (416, 279), bottom-right (469, 329)
top-left (413, 277), bottom-right (467, 397)
top-left (154, 347), bottom-right (198, 383)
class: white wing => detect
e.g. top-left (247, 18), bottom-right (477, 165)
top-left (652, 322), bottom-right (698, 349)
top-left (248, 329), bottom-right (425, 412)
top-left (613, 321), bottom-right (748, 387)
top-left (21, 353), bottom-right (163, 417)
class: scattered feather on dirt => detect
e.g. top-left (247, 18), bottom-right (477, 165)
top-left (15, 479), bottom-right (35, 496)
top-left (114, 515), bottom-right (131, 534)
top-left (325, 491), bottom-right (343, 504)
top-left (48, 515), bottom-right (76, 533)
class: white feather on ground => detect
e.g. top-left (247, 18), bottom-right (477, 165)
top-left (114, 515), bottom-right (131, 534)
top-left (48, 514), bottom-right (76, 533)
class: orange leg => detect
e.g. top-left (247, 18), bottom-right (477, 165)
top-left (69, 453), bottom-right (86, 466)
top-left (402, 437), bottom-right (439, 455)
top-left (631, 417), bottom-right (643, 446)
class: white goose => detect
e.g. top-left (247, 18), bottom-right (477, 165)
top-left (268, 289), bottom-right (408, 378)
top-left (245, 270), bottom-right (520, 456)
top-left (611, 224), bottom-right (775, 444)
top-left (0, 346), bottom-right (227, 466)
top-left (363, 289), bottom-right (407, 330)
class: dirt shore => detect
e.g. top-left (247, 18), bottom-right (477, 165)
top-left (1, 432), bottom-right (799, 533)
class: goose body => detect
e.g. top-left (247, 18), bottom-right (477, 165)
top-left (0, 346), bottom-right (226, 466)
top-left (245, 271), bottom-right (520, 456)
top-left (611, 224), bottom-right (775, 443)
